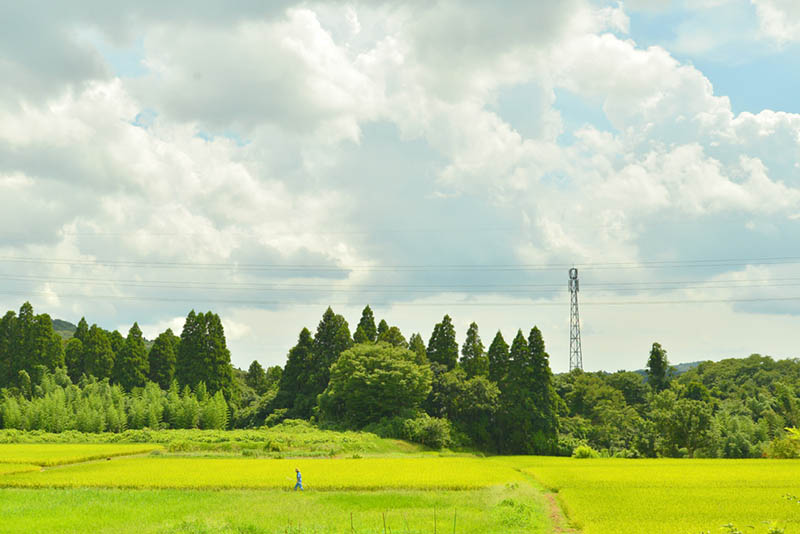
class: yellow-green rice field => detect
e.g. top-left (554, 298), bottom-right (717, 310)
top-left (0, 442), bottom-right (799, 533)
top-left (0, 443), bottom-right (162, 466)
top-left (2, 455), bottom-right (523, 490)
top-left (510, 456), bottom-right (800, 534)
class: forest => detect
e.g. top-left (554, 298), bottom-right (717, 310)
top-left (0, 301), bottom-right (798, 458)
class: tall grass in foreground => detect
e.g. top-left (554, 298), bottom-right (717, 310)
top-left (0, 485), bottom-right (549, 534)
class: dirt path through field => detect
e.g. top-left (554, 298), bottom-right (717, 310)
top-left (510, 466), bottom-right (580, 533)
top-left (544, 492), bottom-right (579, 533)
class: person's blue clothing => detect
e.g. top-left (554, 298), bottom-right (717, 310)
top-left (294, 470), bottom-right (303, 491)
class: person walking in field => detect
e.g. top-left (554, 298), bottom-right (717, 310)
top-left (294, 468), bottom-right (303, 491)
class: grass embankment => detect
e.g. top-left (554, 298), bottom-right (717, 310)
top-left (509, 456), bottom-right (800, 534)
top-left (0, 421), bottom-right (419, 457)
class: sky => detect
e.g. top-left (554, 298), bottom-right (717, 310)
top-left (1, 0), bottom-right (799, 373)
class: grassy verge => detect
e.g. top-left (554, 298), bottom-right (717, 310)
top-left (0, 485), bottom-right (549, 534)
top-left (0, 421), bottom-right (422, 457)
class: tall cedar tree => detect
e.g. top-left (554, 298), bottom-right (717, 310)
top-left (408, 333), bottom-right (428, 365)
top-left (64, 337), bottom-right (84, 382)
top-left (353, 305), bottom-right (377, 343)
top-left (148, 328), bottom-right (179, 389)
top-left (376, 319), bottom-right (389, 338)
top-left (246, 360), bottom-right (269, 394)
top-left (497, 330), bottom-right (530, 453)
top-left (265, 366), bottom-right (283, 391)
top-left (460, 322), bottom-right (488, 378)
top-left (175, 310), bottom-right (233, 396)
top-left (109, 330), bottom-right (125, 357)
top-left (377, 325), bottom-right (407, 348)
top-left (487, 330), bottom-right (509, 383)
top-left (274, 327), bottom-right (314, 414)
top-left (647, 342), bottom-right (670, 392)
top-left (10, 303), bottom-right (63, 380)
top-left (302, 307), bottom-right (352, 417)
top-left (526, 326), bottom-right (558, 453)
top-left (73, 317), bottom-right (89, 344)
top-left (84, 324), bottom-right (115, 379)
top-left (427, 314), bottom-right (458, 369)
top-left (0, 310), bottom-right (16, 385)
top-left (13, 303), bottom-right (34, 379)
top-left (497, 328), bottom-right (558, 454)
top-left (113, 322), bottom-right (149, 390)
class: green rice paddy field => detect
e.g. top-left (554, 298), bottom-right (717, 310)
top-left (0, 440), bottom-right (797, 533)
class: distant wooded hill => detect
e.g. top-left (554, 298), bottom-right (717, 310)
top-left (52, 319), bottom-right (77, 339)
top-left (52, 318), bottom-right (153, 349)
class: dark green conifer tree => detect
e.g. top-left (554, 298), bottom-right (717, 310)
top-left (246, 360), bottom-right (268, 395)
top-left (175, 310), bottom-right (199, 388)
top-left (376, 319), bottom-right (389, 337)
top-left (176, 311), bottom-right (232, 396)
top-left (377, 325), bottom-right (407, 348)
top-left (487, 330), bottom-right (509, 383)
top-left (108, 329), bottom-right (125, 357)
top-left (354, 305), bottom-right (377, 343)
top-left (306, 307), bottom-right (351, 412)
top-left (497, 328), bottom-right (558, 454)
top-left (460, 322), bottom-right (488, 378)
top-left (113, 322), bottom-right (148, 390)
top-left (0, 310), bottom-right (16, 385)
top-left (148, 328), bottom-right (179, 389)
top-left (496, 330), bottom-right (529, 452)
top-left (12, 302), bottom-right (34, 378)
top-left (526, 326), bottom-right (558, 453)
top-left (647, 342), bottom-right (671, 392)
top-left (84, 324), bottom-right (115, 379)
top-left (274, 327), bottom-right (314, 414)
top-left (427, 314), bottom-right (458, 369)
top-left (65, 337), bottom-right (84, 382)
top-left (11, 304), bottom-right (63, 377)
top-left (408, 333), bottom-right (428, 365)
top-left (73, 317), bottom-right (89, 344)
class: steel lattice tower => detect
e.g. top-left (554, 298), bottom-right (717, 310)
top-left (569, 267), bottom-right (583, 371)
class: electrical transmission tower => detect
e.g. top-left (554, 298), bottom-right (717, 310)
top-left (569, 267), bottom-right (583, 371)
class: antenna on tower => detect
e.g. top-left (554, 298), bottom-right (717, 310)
top-left (569, 267), bottom-right (583, 371)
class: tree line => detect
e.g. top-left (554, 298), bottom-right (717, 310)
top-left (1, 301), bottom-right (798, 457)
top-left (1, 303), bottom-right (233, 397)
top-left (270, 306), bottom-right (558, 453)
top-left (557, 343), bottom-right (800, 457)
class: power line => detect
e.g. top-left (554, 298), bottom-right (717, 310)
top-left (4, 273), bottom-right (800, 294)
top-left (2, 255), bottom-right (800, 272)
top-left (2, 289), bottom-right (800, 307)
top-left (2, 272), bottom-right (800, 291)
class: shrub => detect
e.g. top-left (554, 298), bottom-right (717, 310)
top-left (766, 428), bottom-right (800, 459)
top-left (366, 414), bottom-right (452, 450)
top-left (264, 409), bottom-right (288, 428)
top-left (572, 444), bottom-right (600, 458)
top-left (555, 434), bottom-right (584, 457)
